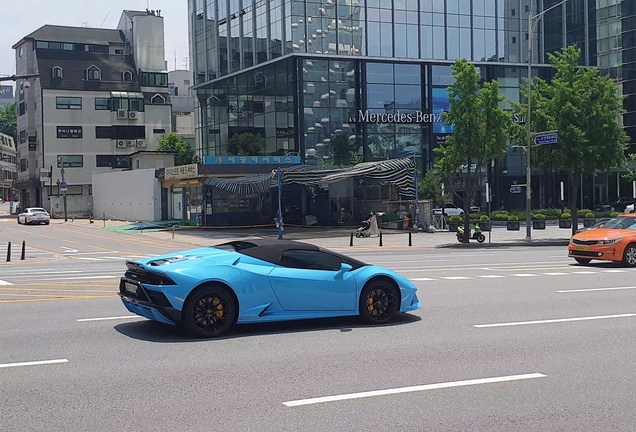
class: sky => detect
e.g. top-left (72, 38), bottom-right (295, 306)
top-left (0, 0), bottom-right (190, 78)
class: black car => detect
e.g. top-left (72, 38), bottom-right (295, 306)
top-left (596, 198), bottom-right (636, 212)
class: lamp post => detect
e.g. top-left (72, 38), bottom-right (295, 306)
top-left (525, 0), bottom-right (569, 242)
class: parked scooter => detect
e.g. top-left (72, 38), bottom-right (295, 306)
top-left (456, 225), bottom-right (485, 243)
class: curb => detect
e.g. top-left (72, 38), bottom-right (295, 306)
top-left (437, 240), bottom-right (570, 248)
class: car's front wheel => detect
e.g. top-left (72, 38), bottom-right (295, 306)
top-left (183, 285), bottom-right (238, 338)
top-left (359, 279), bottom-right (399, 325)
top-left (622, 244), bottom-right (636, 267)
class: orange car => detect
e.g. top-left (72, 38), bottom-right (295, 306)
top-left (569, 214), bottom-right (636, 266)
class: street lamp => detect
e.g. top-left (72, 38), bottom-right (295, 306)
top-left (525, 0), bottom-right (569, 242)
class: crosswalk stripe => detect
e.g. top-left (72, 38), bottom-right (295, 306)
top-left (477, 275), bottom-right (506, 279)
top-left (572, 271), bottom-right (597, 274)
top-left (0, 280), bottom-right (13, 286)
top-left (511, 274), bottom-right (539, 277)
top-left (411, 278), bottom-right (435, 281)
top-left (442, 276), bottom-right (471, 280)
top-left (603, 269), bottom-right (627, 273)
top-left (543, 272), bottom-right (567, 276)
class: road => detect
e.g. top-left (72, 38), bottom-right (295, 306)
top-left (1, 221), bottom-right (635, 431)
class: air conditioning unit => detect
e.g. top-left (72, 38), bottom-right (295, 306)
top-left (136, 139), bottom-right (147, 148)
top-left (128, 111), bottom-right (139, 119)
top-left (117, 109), bottom-right (128, 119)
top-left (115, 140), bottom-right (126, 148)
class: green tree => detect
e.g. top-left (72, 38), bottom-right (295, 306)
top-left (0, 103), bottom-right (17, 140)
top-left (511, 46), bottom-right (628, 235)
top-left (434, 59), bottom-right (511, 242)
top-left (156, 132), bottom-right (199, 166)
top-left (227, 132), bottom-right (265, 156)
top-left (418, 169), bottom-right (445, 207)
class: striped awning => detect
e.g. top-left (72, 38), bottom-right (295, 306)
top-left (202, 158), bottom-right (416, 197)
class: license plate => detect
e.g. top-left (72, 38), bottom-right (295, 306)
top-left (124, 282), bottom-right (139, 294)
top-left (575, 245), bottom-right (591, 251)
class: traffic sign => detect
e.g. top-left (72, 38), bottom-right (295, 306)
top-left (534, 133), bottom-right (558, 145)
top-left (510, 186), bottom-right (522, 194)
top-left (60, 181), bottom-right (68, 191)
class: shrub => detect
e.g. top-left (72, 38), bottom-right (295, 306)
top-left (610, 212), bottom-right (620, 217)
top-left (532, 213), bottom-right (546, 220)
top-left (577, 209), bottom-right (594, 218)
top-left (469, 213), bottom-right (481, 220)
top-left (584, 212), bottom-right (595, 218)
top-left (561, 212), bottom-right (571, 219)
top-left (535, 208), bottom-right (561, 219)
top-left (480, 215), bottom-right (490, 222)
top-left (508, 215), bottom-right (519, 221)
top-left (491, 211), bottom-right (509, 221)
top-left (449, 215), bottom-right (462, 223)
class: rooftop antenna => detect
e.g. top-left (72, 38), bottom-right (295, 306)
top-left (100, 11), bottom-right (110, 28)
top-left (174, 48), bottom-right (177, 70)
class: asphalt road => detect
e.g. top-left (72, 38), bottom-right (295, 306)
top-left (1, 223), bottom-right (635, 431)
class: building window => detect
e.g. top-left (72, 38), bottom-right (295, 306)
top-left (153, 128), bottom-right (166, 134)
top-left (122, 71), bottom-right (133, 81)
top-left (151, 94), bottom-right (166, 104)
top-left (18, 102), bottom-right (25, 116)
top-left (139, 71), bottom-right (168, 87)
top-left (111, 91), bottom-right (145, 112)
top-left (95, 98), bottom-right (111, 110)
top-left (512, 37), bottom-right (517, 44)
top-left (20, 159), bottom-right (27, 171)
top-left (511, 8), bottom-right (516, 16)
top-left (56, 155), bottom-right (83, 168)
top-left (52, 66), bottom-right (63, 79)
top-left (56, 97), bottom-right (82, 109)
top-left (86, 66), bottom-right (101, 81)
top-left (95, 126), bottom-right (112, 139)
top-left (19, 130), bottom-right (26, 143)
top-left (115, 49), bottom-right (124, 54)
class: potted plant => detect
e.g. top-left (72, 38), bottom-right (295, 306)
top-left (532, 213), bottom-right (546, 229)
top-left (583, 212), bottom-right (596, 227)
top-left (448, 215), bottom-right (462, 232)
top-left (478, 215), bottom-right (491, 231)
top-left (559, 212), bottom-right (572, 228)
top-left (506, 215), bottom-right (520, 230)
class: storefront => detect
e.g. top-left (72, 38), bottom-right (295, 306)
top-left (161, 164), bottom-right (207, 222)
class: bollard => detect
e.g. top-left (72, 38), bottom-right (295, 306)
top-left (379, 232), bottom-right (383, 247)
top-left (172, 225), bottom-right (176, 239)
top-left (6, 242), bottom-right (11, 262)
top-left (103, 212), bottom-right (106, 228)
top-left (349, 232), bottom-right (354, 247)
top-left (89, 213), bottom-right (94, 224)
top-left (72, 214), bottom-right (75, 222)
top-left (21, 241), bottom-right (25, 260)
top-left (409, 232), bottom-right (412, 247)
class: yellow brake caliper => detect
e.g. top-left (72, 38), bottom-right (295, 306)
top-left (367, 296), bottom-right (374, 312)
top-left (213, 298), bottom-right (224, 318)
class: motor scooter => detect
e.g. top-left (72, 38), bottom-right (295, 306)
top-left (456, 225), bottom-right (485, 243)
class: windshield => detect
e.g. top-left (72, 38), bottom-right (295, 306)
top-left (601, 217), bottom-right (636, 230)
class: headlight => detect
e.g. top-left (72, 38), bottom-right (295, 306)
top-left (601, 238), bottom-right (622, 245)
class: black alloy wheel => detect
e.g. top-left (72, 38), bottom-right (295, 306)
top-left (622, 244), bottom-right (636, 267)
top-left (359, 280), bottom-right (399, 325)
top-left (183, 285), bottom-right (237, 338)
top-left (575, 258), bottom-right (592, 265)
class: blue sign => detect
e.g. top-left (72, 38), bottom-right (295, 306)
top-left (59, 181), bottom-right (68, 191)
top-left (204, 155), bottom-right (302, 165)
top-left (534, 133), bottom-right (558, 145)
top-left (510, 186), bottom-right (522, 194)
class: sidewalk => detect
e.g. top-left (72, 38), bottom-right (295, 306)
top-left (70, 217), bottom-right (573, 250)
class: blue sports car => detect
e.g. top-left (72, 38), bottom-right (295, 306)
top-left (119, 239), bottom-right (420, 337)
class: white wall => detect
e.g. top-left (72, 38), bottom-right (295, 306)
top-left (132, 15), bottom-right (166, 72)
top-left (92, 168), bottom-right (161, 221)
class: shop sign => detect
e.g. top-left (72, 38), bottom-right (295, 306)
top-left (203, 156), bottom-right (302, 165)
top-left (165, 164), bottom-right (199, 180)
top-left (57, 126), bottom-right (83, 139)
top-left (349, 110), bottom-right (445, 124)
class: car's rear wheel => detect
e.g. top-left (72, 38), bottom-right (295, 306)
top-left (359, 279), bottom-right (399, 325)
top-left (575, 258), bottom-right (591, 265)
top-left (622, 244), bottom-right (636, 267)
top-left (183, 285), bottom-right (237, 338)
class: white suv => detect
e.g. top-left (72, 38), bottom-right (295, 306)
top-left (432, 203), bottom-right (465, 217)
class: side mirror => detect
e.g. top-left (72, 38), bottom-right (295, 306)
top-left (335, 263), bottom-right (353, 278)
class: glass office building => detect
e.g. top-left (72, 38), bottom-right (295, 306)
top-left (188, 0), bottom-right (636, 209)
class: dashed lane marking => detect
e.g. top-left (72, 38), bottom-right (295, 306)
top-left (0, 359), bottom-right (68, 369)
top-left (0, 280), bottom-right (13, 286)
top-left (411, 278), bottom-right (435, 281)
top-left (477, 275), bottom-right (506, 278)
top-left (511, 274), bottom-right (539, 277)
top-left (543, 272), bottom-right (568, 276)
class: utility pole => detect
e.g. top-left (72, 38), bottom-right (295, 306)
top-left (60, 164), bottom-right (68, 222)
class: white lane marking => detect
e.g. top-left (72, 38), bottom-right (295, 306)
top-left (63, 252), bottom-right (116, 256)
top-left (411, 278), bottom-right (436, 281)
top-left (72, 257), bottom-right (104, 261)
top-left (603, 269), bottom-right (627, 273)
top-left (557, 286), bottom-right (636, 293)
top-left (0, 359), bottom-right (68, 369)
top-left (474, 313), bottom-right (636, 328)
top-left (77, 316), bottom-right (139, 322)
top-left (442, 276), bottom-right (471, 280)
top-left (282, 373), bottom-right (547, 407)
top-left (572, 271), bottom-right (597, 274)
top-left (60, 246), bottom-right (79, 253)
top-left (0, 280), bottom-right (13, 286)
top-left (3, 271), bottom-right (83, 277)
top-left (543, 273), bottom-right (567, 276)
top-left (511, 274), bottom-right (538, 277)
top-left (477, 275), bottom-right (505, 278)
top-left (44, 276), bottom-right (120, 281)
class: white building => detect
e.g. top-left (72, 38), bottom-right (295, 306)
top-left (0, 132), bottom-right (18, 200)
top-left (12, 10), bottom-right (172, 215)
top-left (168, 70), bottom-right (195, 138)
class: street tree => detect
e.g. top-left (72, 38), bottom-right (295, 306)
top-left (435, 59), bottom-right (511, 242)
top-left (0, 103), bottom-right (17, 140)
top-left (227, 132), bottom-right (265, 156)
top-left (418, 169), bottom-right (446, 207)
top-left (157, 132), bottom-right (199, 166)
top-left (511, 46), bottom-right (628, 235)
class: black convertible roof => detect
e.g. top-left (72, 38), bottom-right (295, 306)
top-left (212, 239), bottom-right (367, 268)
